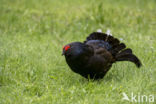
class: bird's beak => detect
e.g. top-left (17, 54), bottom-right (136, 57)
top-left (62, 51), bottom-right (65, 56)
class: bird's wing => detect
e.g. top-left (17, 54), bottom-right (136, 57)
top-left (84, 32), bottom-right (121, 53)
top-left (84, 32), bottom-right (116, 63)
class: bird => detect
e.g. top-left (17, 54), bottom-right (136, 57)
top-left (62, 32), bottom-right (142, 79)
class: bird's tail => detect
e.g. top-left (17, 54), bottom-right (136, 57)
top-left (85, 32), bottom-right (142, 67)
top-left (108, 41), bottom-right (142, 67)
top-left (114, 48), bottom-right (142, 67)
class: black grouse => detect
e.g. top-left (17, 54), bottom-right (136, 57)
top-left (62, 32), bottom-right (141, 79)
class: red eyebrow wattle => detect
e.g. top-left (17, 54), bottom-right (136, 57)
top-left (64, 45), bottom-right (70, 51)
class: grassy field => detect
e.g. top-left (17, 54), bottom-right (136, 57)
top-left (0, 0), bottom-right (156, 104)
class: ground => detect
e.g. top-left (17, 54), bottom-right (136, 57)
top-left (0, 0), bottom-right (155, 104)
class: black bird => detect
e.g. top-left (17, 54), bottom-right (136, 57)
top-left (62, 32), bottom-right (141, 79)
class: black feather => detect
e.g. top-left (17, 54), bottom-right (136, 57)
top-left (63, 32), bottom-right (142, 80)
top-left (116, 53), bottom-right (142, 67)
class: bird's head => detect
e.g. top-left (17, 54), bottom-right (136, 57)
top-left (62, 42), bottom-right (93, 60)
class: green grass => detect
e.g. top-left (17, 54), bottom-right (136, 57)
top-left (0, 0), bottom-right (156, 104)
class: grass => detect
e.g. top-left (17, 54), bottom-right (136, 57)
top-left (0, 0), bottom-right (156, 104)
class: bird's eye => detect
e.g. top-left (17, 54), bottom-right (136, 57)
top-left (63, 45), bottom-right (70, 51)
